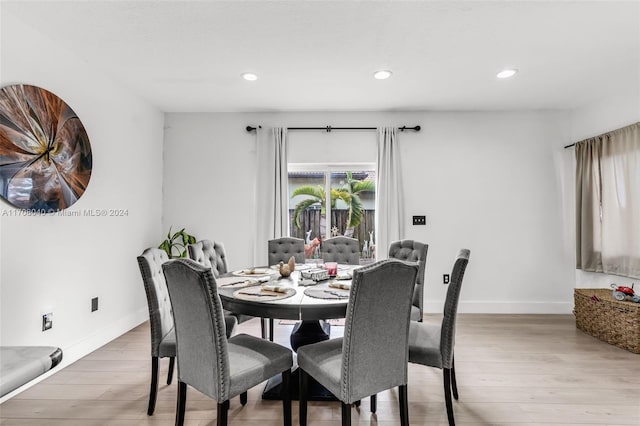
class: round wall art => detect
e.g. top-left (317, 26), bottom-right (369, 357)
top-left (0, 84), bottom-right (92, 212)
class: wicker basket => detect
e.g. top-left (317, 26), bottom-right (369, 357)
top-left (574, 288), bottom-right (640, 354)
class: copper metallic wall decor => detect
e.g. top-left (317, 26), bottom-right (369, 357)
top-left (0, 84), bottom-right (92, 212)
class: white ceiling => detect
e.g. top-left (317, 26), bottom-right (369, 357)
top-left (3, 1), bottom-right (639, 113)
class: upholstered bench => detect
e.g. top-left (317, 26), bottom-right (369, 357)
top-left (0, 346), bottom-right (63, 397)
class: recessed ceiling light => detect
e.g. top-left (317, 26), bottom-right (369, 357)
top-left (373, 70), bottom-right (392, 80)
top-left (497, 69), bottom-right (518, 79)
top-left (241, 72), bottom-right (258, 81)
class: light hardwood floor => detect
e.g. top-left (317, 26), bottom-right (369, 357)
top-left (1, 314), bottom-right (638, 425)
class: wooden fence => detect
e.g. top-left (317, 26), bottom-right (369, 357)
top-left (289, 209), bottom-right (376, 254)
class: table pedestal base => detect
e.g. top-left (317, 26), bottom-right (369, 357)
top-left (262, 367), bottom-right (337, 401)
top-left (290, 319), bottom-right (331, 351)
top-left (263, 319), bottom-right (337, 401)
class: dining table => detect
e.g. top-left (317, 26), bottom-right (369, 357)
top-left (216, 262), bottom-right (359, 400)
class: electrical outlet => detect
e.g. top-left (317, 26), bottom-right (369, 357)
top-left (91, 297), bottom-right (99, 312)
top-left (412, 215), bottom-right (426, 226)
top-left (42, 313), bottom-right (53, 331)
top-left (443, 274), bottom-right (450, 284)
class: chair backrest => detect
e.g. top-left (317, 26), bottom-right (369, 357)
top-left (187, 239), bottom-right (228, 278)
top-left (340, 259), bottom-right (418, 402)
top-left (322, 236), bottom-right (360, 265)
top-left (440, 249), bottom-right (470, 369)
top-left (388, 240), bottom-right (428, 312)
top-left (268, 237), bottom-right (305, 265)
top-left (137, 248), bottom-right (173, 357)
top-left (162, 258), bottom-right (230, 401)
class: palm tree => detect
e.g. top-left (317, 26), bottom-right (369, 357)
top-left (341, 171), bottom-right (375, 236)
top-left (291, 172), bottom-right (375, 237)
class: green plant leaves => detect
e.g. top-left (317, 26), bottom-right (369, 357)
top-left (293, 198), bottom-right (320, 229)
top-left (158, 227), bottom-right (197, 258)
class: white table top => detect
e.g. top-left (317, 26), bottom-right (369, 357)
top-left (217, 264), bottom-right (359, 321)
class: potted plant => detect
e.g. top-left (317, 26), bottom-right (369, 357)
top-left (158, 227), bottom-right (196, 258)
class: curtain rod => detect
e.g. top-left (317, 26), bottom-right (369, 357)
top-left (245, 125), bottom-right (420, 133)
top-left (563, 121), bottom-right (640, 149)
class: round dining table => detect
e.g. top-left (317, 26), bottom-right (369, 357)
top-left (216, 263), bottom-right (358, 400)
top-left (217, 264), bottom-right (355, 350)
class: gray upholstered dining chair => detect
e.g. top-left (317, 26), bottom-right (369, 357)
top-left (297, 259), bottom-right (418, 426)
top-left (408, 248), bottom-right (470, 426)
top-left (264, 237), bottom-right (306, 341)
top-left (187, 239), bottom-right (228, 279)
top-left (163, 259), bottom-right (293, 426)
top-left (137, 248), bottom-right (175, 415)
top-left (187, 239), bottom-right (267, 338)
top-left (268, 237), bottom-right (306, 265)
top-left (137, 248), bottom-right (238, 415)
top-left (389, 240), bottom-right (429, 322)
top-left (321, 236), bottom-right (360, 265)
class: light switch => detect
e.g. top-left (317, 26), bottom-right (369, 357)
top-left (412, 215), bottom-right (426, 226)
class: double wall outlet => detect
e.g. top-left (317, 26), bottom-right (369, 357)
top-left (443, 274), bottom-right (450, 284)
top-left (412, 215), bottom-right (426, 225)
top-left (91, 297), bottom-right (99, 312)
top-left (42, 313), bottom-right (53, 331)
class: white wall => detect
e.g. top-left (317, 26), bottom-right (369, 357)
top-left (164, 110), bottom-right (575, 313)
top-left (0, 10), bottom-right (164, 387)
top-left (562, 92), bottom-right (640, 289)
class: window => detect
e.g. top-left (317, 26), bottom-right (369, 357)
top-left (288, 164), bottom-right (376, 263)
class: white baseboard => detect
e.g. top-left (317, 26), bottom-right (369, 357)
top-left (424, 301), bottom-right (573, 314)
top-left (59, 307), bottom-right (149, 366)
top-left (0, 307), bottom-right (148, 404)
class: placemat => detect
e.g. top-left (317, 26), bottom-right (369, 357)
top-left (233, 286), bottom-right (296, 301)
top-left (216, 276), bottom-right (266, 289)
top-left (304, 287), bottom-right (350, 300)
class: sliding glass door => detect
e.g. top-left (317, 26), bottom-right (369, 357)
top-left (288, 164), bottom-right (376, 263)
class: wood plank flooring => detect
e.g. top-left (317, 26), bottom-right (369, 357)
top-left (1, 314), bottom-right (638, 425)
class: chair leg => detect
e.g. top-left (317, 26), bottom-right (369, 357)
top-left (341, 402), bottom-right (351, 426)
top-left (147, 357), bottom-right (159, 415)
top-left (399, 385), bottom-right (409, 426)
top-left (176, 381), bottom-right (187, 426)
top-left (261, 318), bottom-right (266, 339)
top-left (281, 369), bottom-right (292, 426)
top-left (451, 356), bottom-right (459, 400)
top-left (299, 369), bottom-right (309, 426)
top-left (443, 368), bottom-right (455, 426)
top-left (216, 400), bottom-right (229, 426)
top-left (370, 394), bottom-right (377, 413)
top-left (240, 391), bottom-right (247, 406)
top-left (269, 318), bottom-right (275, 342)
top-left (167, 357), bottom-right (175, 385)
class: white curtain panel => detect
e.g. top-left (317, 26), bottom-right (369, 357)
top-left (375, 127), bottom-right (404, 260)
top-left (254, 127), bottom-right (289, 266)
